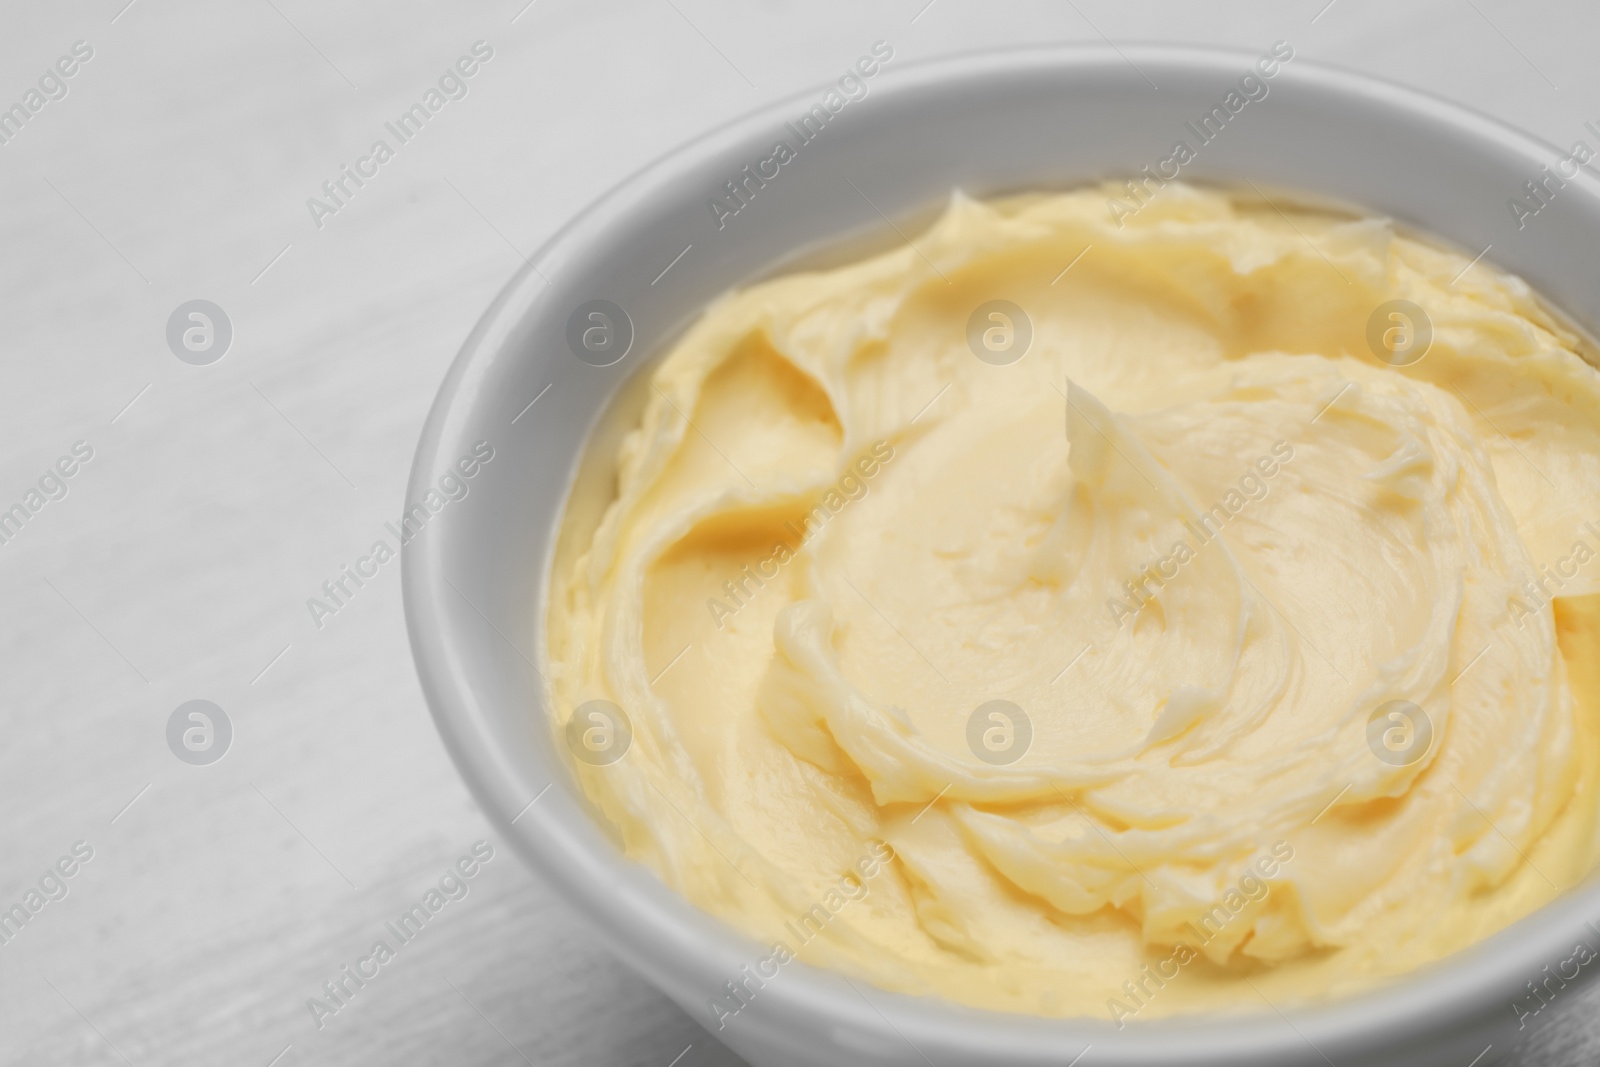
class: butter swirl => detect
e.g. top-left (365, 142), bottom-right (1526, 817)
top-left (546, 185), bottom-right (1600, 1017)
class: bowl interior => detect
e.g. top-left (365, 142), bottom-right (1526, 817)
top-left (404, 43), bottom-right (1600, 1067)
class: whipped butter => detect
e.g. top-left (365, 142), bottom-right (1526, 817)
top-left (544, 184), bottom-right (1600, 1021)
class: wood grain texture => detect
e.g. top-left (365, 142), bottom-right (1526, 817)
top-left (0, 2), bottom-right (1596, 1065)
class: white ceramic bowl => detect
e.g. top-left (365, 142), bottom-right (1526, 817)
top-left (404, 44), bottom-right (1600, 1067)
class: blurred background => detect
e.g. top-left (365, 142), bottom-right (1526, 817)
top-left (2, 1), bottom-right (1598, 1064)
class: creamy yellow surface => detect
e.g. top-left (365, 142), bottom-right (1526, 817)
top-left (544, 184), bottom-right (1600, 1021)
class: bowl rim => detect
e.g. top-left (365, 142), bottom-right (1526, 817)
top-left (405, 40), bottom-right (1600, 1064)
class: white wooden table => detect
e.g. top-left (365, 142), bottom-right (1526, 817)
top-left (1, 1), bottom-right (1597, 1064)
